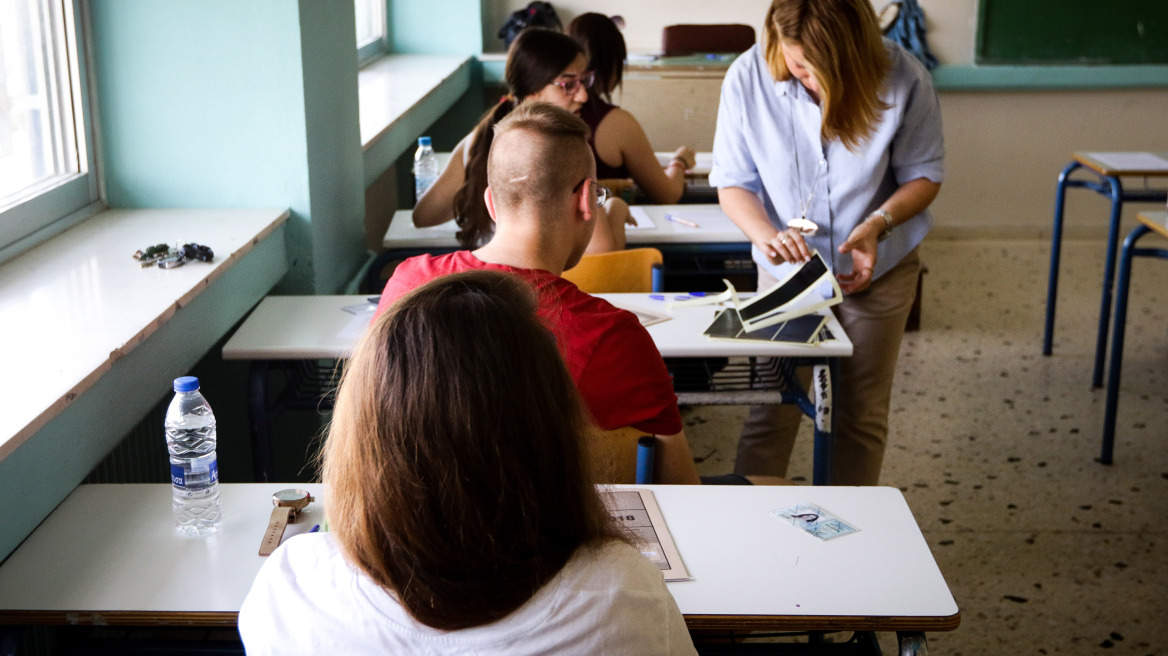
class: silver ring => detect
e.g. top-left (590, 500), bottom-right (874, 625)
top-left (780, 236), bottom-right (788, 245)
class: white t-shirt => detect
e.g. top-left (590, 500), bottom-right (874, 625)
top-left (239, 534), bottom-right (697, 655)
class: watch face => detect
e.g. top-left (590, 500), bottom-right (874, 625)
top-left (273, 488), bottom-right (310, 504)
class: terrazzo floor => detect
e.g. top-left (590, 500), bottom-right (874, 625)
top-left (683, 238), bottom-right (1168, 655)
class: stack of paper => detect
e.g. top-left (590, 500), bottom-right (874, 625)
top-left (675, 251), bottom-right (842, 345)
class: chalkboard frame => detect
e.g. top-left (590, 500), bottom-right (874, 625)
top-left (976, 0), bottom-right (1168, 65)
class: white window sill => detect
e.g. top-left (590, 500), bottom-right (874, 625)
top-left (0, 207), bottom-right (289, 463)
top-left (359, 54), bottom-right (473, 187)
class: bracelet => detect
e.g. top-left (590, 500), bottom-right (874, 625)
top-left (667, 157), bottom-right (688, 170)
top-left (869, 209), bottom-right (894, 242)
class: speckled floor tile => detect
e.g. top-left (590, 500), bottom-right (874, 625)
top-left (681, 238), bottom-right (1168, 654)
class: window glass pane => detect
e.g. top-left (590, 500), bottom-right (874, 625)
top-left (354, 0), bottom-right (384, 48)
top-left (0, 0), bottom-right (80, 209)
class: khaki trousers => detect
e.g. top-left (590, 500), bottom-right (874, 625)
top-left (734, 248), bottom-right (921, 485)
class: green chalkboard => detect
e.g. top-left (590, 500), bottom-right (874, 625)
top-left (977, 0), bottom-right (1168, 64)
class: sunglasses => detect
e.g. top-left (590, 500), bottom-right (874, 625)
top-left (572, 177), bottom-right (609, 209)
top-left (553, 71), bottom-right (595, 96)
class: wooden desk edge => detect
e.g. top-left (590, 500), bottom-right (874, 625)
top-left (2, 610), bottom-right (961, 632)
top-left (1135, 211), bottom-right (1168, 240)
top-left (682, 611), bottom-right (961, 633)
top-left (0, 610), bottom-right (240, 627)
top-left (1071, 152), bottom-right (1168, 178)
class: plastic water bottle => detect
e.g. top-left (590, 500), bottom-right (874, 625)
top-left (414, 136), bottom-right (439, 202)
top-left (165, 376), bottom-right (222, 535)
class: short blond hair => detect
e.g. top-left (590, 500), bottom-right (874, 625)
top-left (487, 101), bottom-right (593, 213)
top-left (764, 0), bottom-right (891, 151)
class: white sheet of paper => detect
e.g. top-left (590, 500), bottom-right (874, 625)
top-left (337, 305), bottom-right (375, 340)
top-left (627, 206), bottom-right (656, 229)
top-left (1085, 152), bottom-right (1168, 172)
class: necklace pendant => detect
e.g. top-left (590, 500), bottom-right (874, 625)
top-left (789, 217), bottom-right (818, 235)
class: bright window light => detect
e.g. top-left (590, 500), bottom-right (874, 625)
top-left (354, 0), bottom-right (385, 50)
top-left (0, 0), bottom-right (82, 211)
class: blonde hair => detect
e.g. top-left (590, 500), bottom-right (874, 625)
top-left (764, 0), bottom-right (891, 151)
top-left (322, 271), bottom-right (623, 630)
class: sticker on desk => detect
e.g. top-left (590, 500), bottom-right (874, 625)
top-left (772, 503), bottom-right (860, 541)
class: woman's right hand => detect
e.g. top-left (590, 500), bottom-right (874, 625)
top-left (671, 146), bottom-right (696, 171)
top-left (761, 226), bottom-right (813, 265)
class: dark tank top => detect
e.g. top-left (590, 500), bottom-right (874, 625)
top-left (579, 99), bottom-right (631, 180)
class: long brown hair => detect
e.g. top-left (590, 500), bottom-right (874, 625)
top-left (323, 270), bottom-right (623, 630)
top-left (764, 0), bottom-right (890, 151)
top-left (568, 13), bottom-right (625, 103)
top-left (454, 29), bottom-right (584, 248)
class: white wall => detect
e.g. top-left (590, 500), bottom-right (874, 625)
top-left (488, 0), bottom-right (977, 63)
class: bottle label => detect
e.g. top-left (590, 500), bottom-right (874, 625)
top-left (170, 458), bottom-right (219, 489)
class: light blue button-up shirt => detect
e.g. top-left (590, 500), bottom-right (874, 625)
top-left (709, 40), bottom-right (944, 281)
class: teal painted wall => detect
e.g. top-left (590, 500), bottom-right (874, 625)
top-left (0, 230), bottom-right (287, 561)
top-left (91, 0), bottom-right (365, 295)
top-left (391, 0), bottom-right (484, 54)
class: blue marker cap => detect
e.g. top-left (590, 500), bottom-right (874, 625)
top-left (650, 294), bottom-right (665, 301)
top-left (690, 291), bottom-right (706, 297)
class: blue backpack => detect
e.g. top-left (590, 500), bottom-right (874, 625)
top-left (880, 0), bottom-right (938, 70)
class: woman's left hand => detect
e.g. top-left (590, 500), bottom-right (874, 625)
top-left (836, 218), bottom-right (882, 295)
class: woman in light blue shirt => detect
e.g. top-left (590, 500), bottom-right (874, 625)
top-left (709, 0), bottom-right (944, 485)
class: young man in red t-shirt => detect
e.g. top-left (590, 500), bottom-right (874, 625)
top-left (377, 102), bottom-right (699, 484)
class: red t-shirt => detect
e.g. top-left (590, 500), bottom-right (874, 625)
top-left (376, 252), bottom-right (682, 435)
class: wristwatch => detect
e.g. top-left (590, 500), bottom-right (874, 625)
top-left (870, 209), bottom-right (894, 242)
top-left (258, 489), bottom-right (314, 557)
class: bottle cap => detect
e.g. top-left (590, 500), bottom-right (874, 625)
top-left (418, 136), bottom-right (431, 147)
top-left (173, 376), bottom-right (200, 392)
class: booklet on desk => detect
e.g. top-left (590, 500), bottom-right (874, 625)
top-left (674, 250), bottom-right (842, 343)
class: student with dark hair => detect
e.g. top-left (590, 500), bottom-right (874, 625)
top-left (239, 270), bottom-right (696, 654)
top-left (413, 27), bottom-right (632, 254)
top-left (711, 0), bottom-right (944, 485)
top-left (380, 101), bottom-right (701, 485)
top-left (568, 13), bottom-right (696, 204)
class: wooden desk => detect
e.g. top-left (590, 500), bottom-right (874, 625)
top-left (0, 484), bottom-right (958, 636)
top-left (1100, 211), bottom-right (1168, 464)
top-left (1042, 151), bottom-right (1168, 388)
top-left (222, 294), bottom-right (852, 484)
top-left (371, 203), bottom-right (753, 293)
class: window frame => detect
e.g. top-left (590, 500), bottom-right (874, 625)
top-left (0, 0), bottom-right (100, 258)
top-left (355, 0), bottom-right (388, 66)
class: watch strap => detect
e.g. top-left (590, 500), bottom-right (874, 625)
top-left (259, 506), bottom-right (294, 557)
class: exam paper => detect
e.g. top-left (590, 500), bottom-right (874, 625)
top-left (602, 489), bottom-right (691, 581)
top-left (627, 206), bottom-right (656, 229)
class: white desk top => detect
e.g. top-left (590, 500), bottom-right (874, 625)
top-left (0, 208), bottom-right (289, 462)
top-left (0, 484), bottom-right (958, 632)
top-left (382, 203), bottom-right (748, 250)
top-left (221, 294), bottom-right (851, 361)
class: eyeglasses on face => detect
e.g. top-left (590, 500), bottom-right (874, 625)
top-left (553, 70), bottom-right (595, 96)
top-left (572, 177), bottom-right (609, 209)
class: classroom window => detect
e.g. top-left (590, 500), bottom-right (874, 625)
top-left (0, 0), bottom-right (96, 252)
top-left (355, 0), bottom-right (387, 63)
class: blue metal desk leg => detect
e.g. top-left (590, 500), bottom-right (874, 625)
top-left (1091, 175), bottom-right (1125, 388)
top-left (1044, 161), bottom-right (1083, 356)
top-left (811, 360), bottom-right (836, 485)
top-left (1101, 225), bottom-right (1168, 464)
